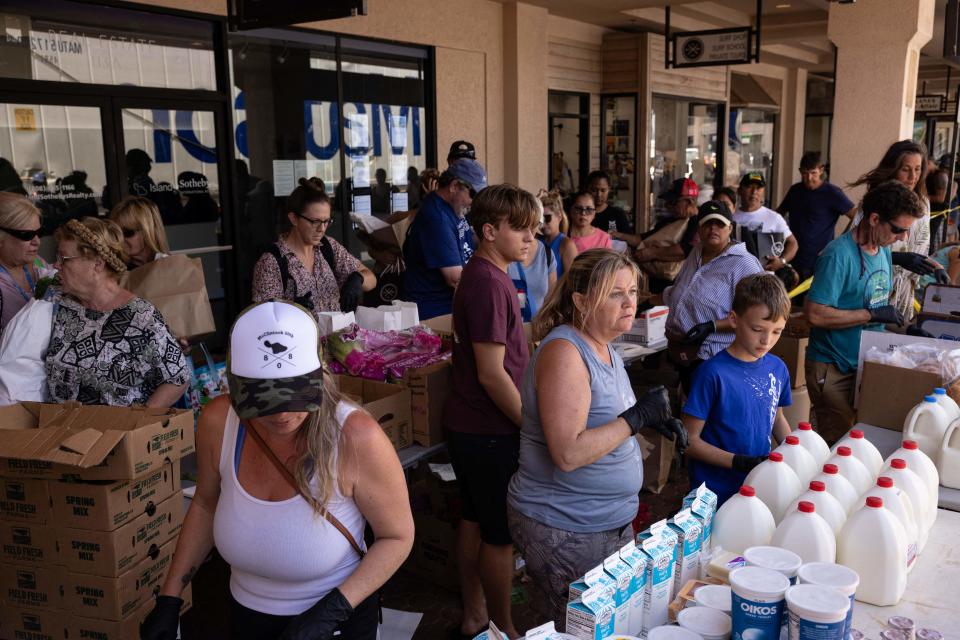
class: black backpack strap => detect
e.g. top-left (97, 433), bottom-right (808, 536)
top-left (266, 244), bottom-right (291, 294)
top-left (318, 236), bottom-right (337, 274)
top-left (543, 239), bottom-right (554, 268)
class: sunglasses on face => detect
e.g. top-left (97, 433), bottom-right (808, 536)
top-left (887, 220), bottom-right (909, 235)
top-left (121, 228), bottom-right (137, 238)
top-left (0, 226), bottom-right (41, 241)
top-left (572, 206), bottom-right (596, 215)
top-left (458, 181), bottom-right (477, 199)
top-left (542, 214), bottom-right (553, 223)
top-left (296, 213), bottom-right (333, 230)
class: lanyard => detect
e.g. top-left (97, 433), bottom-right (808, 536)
top-left (0, 263), bottom-right (34, 302)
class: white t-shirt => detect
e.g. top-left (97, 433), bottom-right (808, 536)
top-left (733, 206), bottom-right (793, 237)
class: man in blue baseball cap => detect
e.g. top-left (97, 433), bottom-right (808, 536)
top-left (404, 157), bottom-right (488, 318)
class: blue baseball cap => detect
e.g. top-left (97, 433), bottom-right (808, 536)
top-left (445, 158), bottom-right (488, 195)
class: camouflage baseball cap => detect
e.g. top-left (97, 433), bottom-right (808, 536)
top-left (226, 301), bottom-right (324, 420)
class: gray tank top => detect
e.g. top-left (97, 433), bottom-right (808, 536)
top-left (507, 324), bottom-right (642, 533)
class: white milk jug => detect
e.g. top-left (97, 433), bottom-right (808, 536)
top-left (903, 396), bottom-right (950, 460)
top-left (813, 463), bottom-right (859, 515)
top-left (794, 422), bottom-right (831, 466)
top-left (932, 387), bottom-right (960, 422)
top-left (770, 501), bottom-right (836, 563)
top-left (775, 436), bottom-right (818, 486)
top-left (938, 421), bottom-right (960, 490)
top-left (711, 485), bottom-right (776, 554)
top-left (787, 481), bottom-right (846, 535)
top-left (861, 476), bottom-right (919, 571)
top-left (826, 446), bottom-right (873, 496)
top-left (837, 496), bottom-right (908, 606)
top-left (832, 429), bottom-right (884, 477)
top-left (886, 440), bottom-right (939, 507)
top-left (744, 452), bottom-right (803, 524)
top-left (880, 458), bottom-right (932, 553)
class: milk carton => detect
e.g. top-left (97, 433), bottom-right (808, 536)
top-left (639, 529), bottom-right (675, 634)
top-left (603, 550), bottom-right (633, 635)
top-left (566, 584), bottom-right (617, 640)
top-left (639, 520), bottom-right (679, 597)
top-left (669, 508), bottom-right (704, 596)
top-left (619, 541), bottom-right (648, 637)
top-left (684, 483), bottom-right (718, 549)
top-left (569, 564), bottom-right (616, 603)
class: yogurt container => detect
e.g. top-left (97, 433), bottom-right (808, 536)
top-left (677, 606), bottom-right (732, 640)
top-left (694, 584), bottom-right (732, 614)
top-left (729, 566), bottom-right (790, 640)
top-left (742, 546), bottom-right (802, 584)
top-left (785, 584), bottom-right (850, 640)
top-left (797, 562), bottom-right (859, 640)
top-left (647, 626), bottom-right (704, 640)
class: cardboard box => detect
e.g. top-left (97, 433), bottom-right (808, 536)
top-left (421, 314), bottom-right (454, 343)
top-left (0, 520), bottom-right (59, 565)
top-left (784, 312), bottom-right (810, 338)
top-left (0, 403), bottom-right (195, 481)
top-left (335, 376), bottom-right (413, 450)
top-left (402, 512), bottom-right (459, 592)
top-left (0, 562), bottom-right (66, 610)
top-left (622, 306), bottom-right (669, 345)
top-left (56, 491), bottom-right (182, 576)
top-left (781, 386), bottom-right (811, 429)
top-left (921, 283), bottom-right (960, 315)
top-left (917, 314), bottom-right (960, 341)
top-left (857, 361), bottom-right (942, 431)
top-left (771, 334), bottom-right (808, 388)
top-left (65, 584), bottom-right (192, 640)
top-left (398, 360), bottom-right (453, 447)
top-left (0, 605), bottom-right (66, 640)
top-left (0, 477), bottom-right (51, 523)
top-left (48, 461), bottom-right (180, 531)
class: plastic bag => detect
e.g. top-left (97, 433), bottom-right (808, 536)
top-left (863, 343), bottom-right (944, 373)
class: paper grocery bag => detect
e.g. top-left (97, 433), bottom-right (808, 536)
top-left (642, 433), bottom-right (677, 494)
top-left (124, 255), bottom-right (216, 339)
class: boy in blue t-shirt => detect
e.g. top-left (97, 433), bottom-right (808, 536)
top-left (682, 273), bottom-right (793, 505)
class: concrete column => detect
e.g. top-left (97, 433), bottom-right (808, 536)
top-left (828, 0), bottom-right (934, 201)
top-left (503, 2), bottom-right (548, 190)
top-left (778, 67), bottom-right (807, 203)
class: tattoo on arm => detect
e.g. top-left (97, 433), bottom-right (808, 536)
top-left (181, 566), bottom-right (197, 587)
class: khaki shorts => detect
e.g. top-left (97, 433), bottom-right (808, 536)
top-left (805, 360), bottom-right (856, 445)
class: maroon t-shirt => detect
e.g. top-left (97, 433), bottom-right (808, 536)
top-left (443, 255), bottom-right (530, 435)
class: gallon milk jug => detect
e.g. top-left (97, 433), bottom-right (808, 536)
top-left (932, 387), bottom-right (960, 422)
top-left (787, 481), bottom-right (846, 535)
top-left (794, 422), bottom-right (831, 466)
top-left (837, 496), bottom-right (908, 606)
top-left (887, 440), bottom-right (940, 507)
top-left (813, 463), bottom-right (860, 515)
top-left (861, 476), bottom-right (919, 571)
top-left (881, 458), bottom-right (933, 551)
top-left (770, 501), bottom-right (836, 563)
top-left (832, 429), bottom-right (884, 477)
top-left (903, 396), bottom-right (950, 460)
top-left (774, 435), bottom-right (818, 486)
top-left (744, 452), bottom-right (803, 523)
top-left (938, 421), bottom-right (960, 490)
top-left (826, 446), bottom-right (873, 495)
top-left (711, 485), bottom-right (776, 554)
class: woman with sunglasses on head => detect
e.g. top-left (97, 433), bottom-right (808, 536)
top-left (253, 178), bottom-right (375, 316)
top-left (0, 193), bottom-right (51, 334)
top-left (539, 190), bottom-right (577, 277)
top-left (568, 191), bottom-right (612, 253)
top-left (109, 196), bottom-right (170, 268)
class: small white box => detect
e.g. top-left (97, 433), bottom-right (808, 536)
top-left (390, 300), bottom-right (420, 329)
top-left (356, 306), bottom-right (403, 332)
top-left (623, 306), bottom-right (669, 345)
top-left (316, 311), bottom-right (355, 336)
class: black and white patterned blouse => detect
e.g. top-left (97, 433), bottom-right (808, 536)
top-left (44, 294), bottom-right (188, 406)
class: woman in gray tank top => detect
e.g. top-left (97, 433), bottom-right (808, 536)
top-left (506, 249), bottom-right (687, 630)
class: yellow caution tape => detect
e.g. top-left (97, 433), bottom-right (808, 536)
top-left (788, 277), bottom-right (813, 298)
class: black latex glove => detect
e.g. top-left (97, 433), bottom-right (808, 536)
top-left (892, 251), bottom-right (939, 276)
top-left (683, 321), bottom-right (715, 345)
top-left (140, 595), bottom-right (183, 640)
top-left (732, 454), bottom-right (767, 473)
top-left (868, 304), bottom-right (904, 326)
top-left (934, 268), bottom-right (951, 285)
top-left (279, 588), bottom-right (354, 640)
top-left (338, 272), bottom-right (365, 313)
top-left (619, 386), bottom-right (672, 436)
top-left (652, 417), bottom-right (689, 452)
top-left (906, 324), bottom-right (935, 338)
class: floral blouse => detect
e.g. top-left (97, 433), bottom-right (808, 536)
top-left (251, 234), bottom-right (363, 315)
top-left (44, 294), bottom-right (188, 406)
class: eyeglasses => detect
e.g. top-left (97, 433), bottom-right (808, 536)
top-left (887, 220), bottom-right (909, 235)
top-left (572, 206), bottom-right (596, 215)
top-left (458, 181), bottom-right (477, 199)
top-left (56, 253), bottom-right (83, 264)
top-left (0, 226), bottom-right (41, 241)
top-left (121, 228), bottom-right (137, 238)
top-left (296, 213), bottom-right (333, 230)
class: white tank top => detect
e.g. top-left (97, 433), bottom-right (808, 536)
top-left (212, 402), bottom-right (366, 615)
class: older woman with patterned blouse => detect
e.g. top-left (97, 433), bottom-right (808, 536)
top-left (42, 217), bottom-right (188, 407)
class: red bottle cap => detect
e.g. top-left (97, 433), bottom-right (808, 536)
top-left (798, 422), bottom-right (813, 431)
top-left (850, 429), bottom-right (864, 439)
top-left (877, 477), bottom-right (893, 488)
top-left (902, 440), bottom-right (919, 450)
top-left (837, 446), bottom-right (852, 456)
top-left (798, 501), bottom-right (815, 513)
top-left (866, 496), bottom-right (883, 508)
top-left (890, 458), bottom-right (907, 470)
top-left (786, 436), bottom-right (800, 445)
top-left (822, 464), bottom-right (839, 474)
top-left (809, 481), bottom-right (826, 491)
top-left (769, 452), bottom-right (784, 462)
top-left (740, 485), bottom-right (756, 497)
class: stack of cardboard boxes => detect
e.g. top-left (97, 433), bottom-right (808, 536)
top-left (771, 313), bottom-right (811, 425)
top-left (0, 402), bottom-right (195, 640)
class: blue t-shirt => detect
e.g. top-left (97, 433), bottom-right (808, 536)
top-left (403, 192), bottom-right (476, 319)
top-left (806, 232), bottom-right (892, 374)
top-left (683, 350), bottom-right (792, 505)
top-left (778, 181), bottom-right (854, 276)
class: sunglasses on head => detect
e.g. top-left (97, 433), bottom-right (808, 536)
top-left (0, 226), bottom-right (41, 241)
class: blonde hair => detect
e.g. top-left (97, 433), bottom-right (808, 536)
top-left (109, 196), bottom-right (170, 256)
top-left (296, 368), bottom-right (349, 516)
top-left (0, 193), bottom-right (40, 240)
top-left (55, 217), bottom-right (128, 279)
top-left (533, 249), bottom-right (639, 341)
top-left (540, 190), bottom-right (568, 234)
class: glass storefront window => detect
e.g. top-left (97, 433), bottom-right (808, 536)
top-left (649, 96), bottom-right (719, 215)
top-left (728, 108), bottom-right (777, 201)
top-left (550, 92), bottom-right (588, 197)
top-left (601, 95), bottom-right (637, 216)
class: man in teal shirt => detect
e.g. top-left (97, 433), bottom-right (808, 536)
top-left (805, 181), bottom-right (932, 442)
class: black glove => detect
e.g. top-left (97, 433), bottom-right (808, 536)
top-left (683, 321), bottom-right (715, 345)
top-left (619, 386), bottom-right (672, 436)
top-left (732, 454), bottom-right (767, 473)
top-left (140, 595), bottom-right (183, 640)
top-left (652, 417), bottom-right (689, 452)
top-left (934, 267), bottom-right (951, 285)
top-left (338, 272), bottom-right (365, 313)
top-left (906, 323), bottom-right (935, 338)
top-left (279, 588), bottom-right (354, 640)
top-left (892, 251), bottom-right (938, 276)
top-left (868, 304), bottom-right (904, 326)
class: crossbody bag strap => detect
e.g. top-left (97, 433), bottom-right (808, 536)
top-left (242, 420), bottom-right (366, 558)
